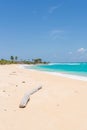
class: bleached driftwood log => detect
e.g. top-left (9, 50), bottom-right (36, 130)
top-left (19, 86), bottom-right (42, 108)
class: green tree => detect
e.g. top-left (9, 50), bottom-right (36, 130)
top-left (33, 58), bottom-right (42, 64)
top-left (15, 56), bottom-right (18, 61)
top-left (10, 56), bottom-right (14, 61)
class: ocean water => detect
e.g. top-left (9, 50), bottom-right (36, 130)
top-left (25, 62), bottom-right (87, 77)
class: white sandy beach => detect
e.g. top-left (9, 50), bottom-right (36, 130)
top-left (0, 64), bottom-right (87, 130)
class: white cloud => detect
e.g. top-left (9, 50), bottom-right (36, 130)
top-left (49, 3), bottom-right (63, 14)
top-left (69, 51), bottom-right (72, 54)
top-left (51, 30), bottom-right (64, 35)
top-left (77, 48), bottom-right (87, 53)
top-left (42, 3), bottom-right (63, 20)
top-left (49, 2), bottom-right (63, 14)
top-left (50, 29), bottom-right (64, 40)
top-left (49, 6), bottom-right (58, 14)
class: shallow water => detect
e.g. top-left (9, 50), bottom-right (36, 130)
top-left (25, 62), bottom-right (87, 77)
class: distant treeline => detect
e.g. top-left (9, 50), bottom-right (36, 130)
top-left (0, 56), bottom-right (49, 65)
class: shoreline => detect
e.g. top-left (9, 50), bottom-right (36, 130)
top-left (20, 64), bottom-right (87, 82)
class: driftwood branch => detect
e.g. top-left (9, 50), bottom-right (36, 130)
top-left (19, 86), bottom-right (42, 108)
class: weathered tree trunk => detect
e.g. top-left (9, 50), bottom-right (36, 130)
top-left (19, 86), bottom-right (42, 108)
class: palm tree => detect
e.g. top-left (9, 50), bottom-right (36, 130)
top-left (10, 56), bottom-right (14, 61)
top-left (15, 56), bottom-right (18, 61)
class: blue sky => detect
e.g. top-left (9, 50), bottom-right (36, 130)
top-left (0, 0), bottom-right (87, 62)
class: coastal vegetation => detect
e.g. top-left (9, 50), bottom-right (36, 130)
top-left (0, 56), bottom-right (48, 65)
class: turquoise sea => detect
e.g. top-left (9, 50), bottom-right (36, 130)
top-left (25, 62), bottom-right (87, 77)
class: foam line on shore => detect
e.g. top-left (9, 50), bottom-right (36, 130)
top-left (45, 71), bottom-right (87, 81)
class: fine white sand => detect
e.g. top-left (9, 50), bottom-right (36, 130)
top-left (0, 64), bottom-right (87, 130)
